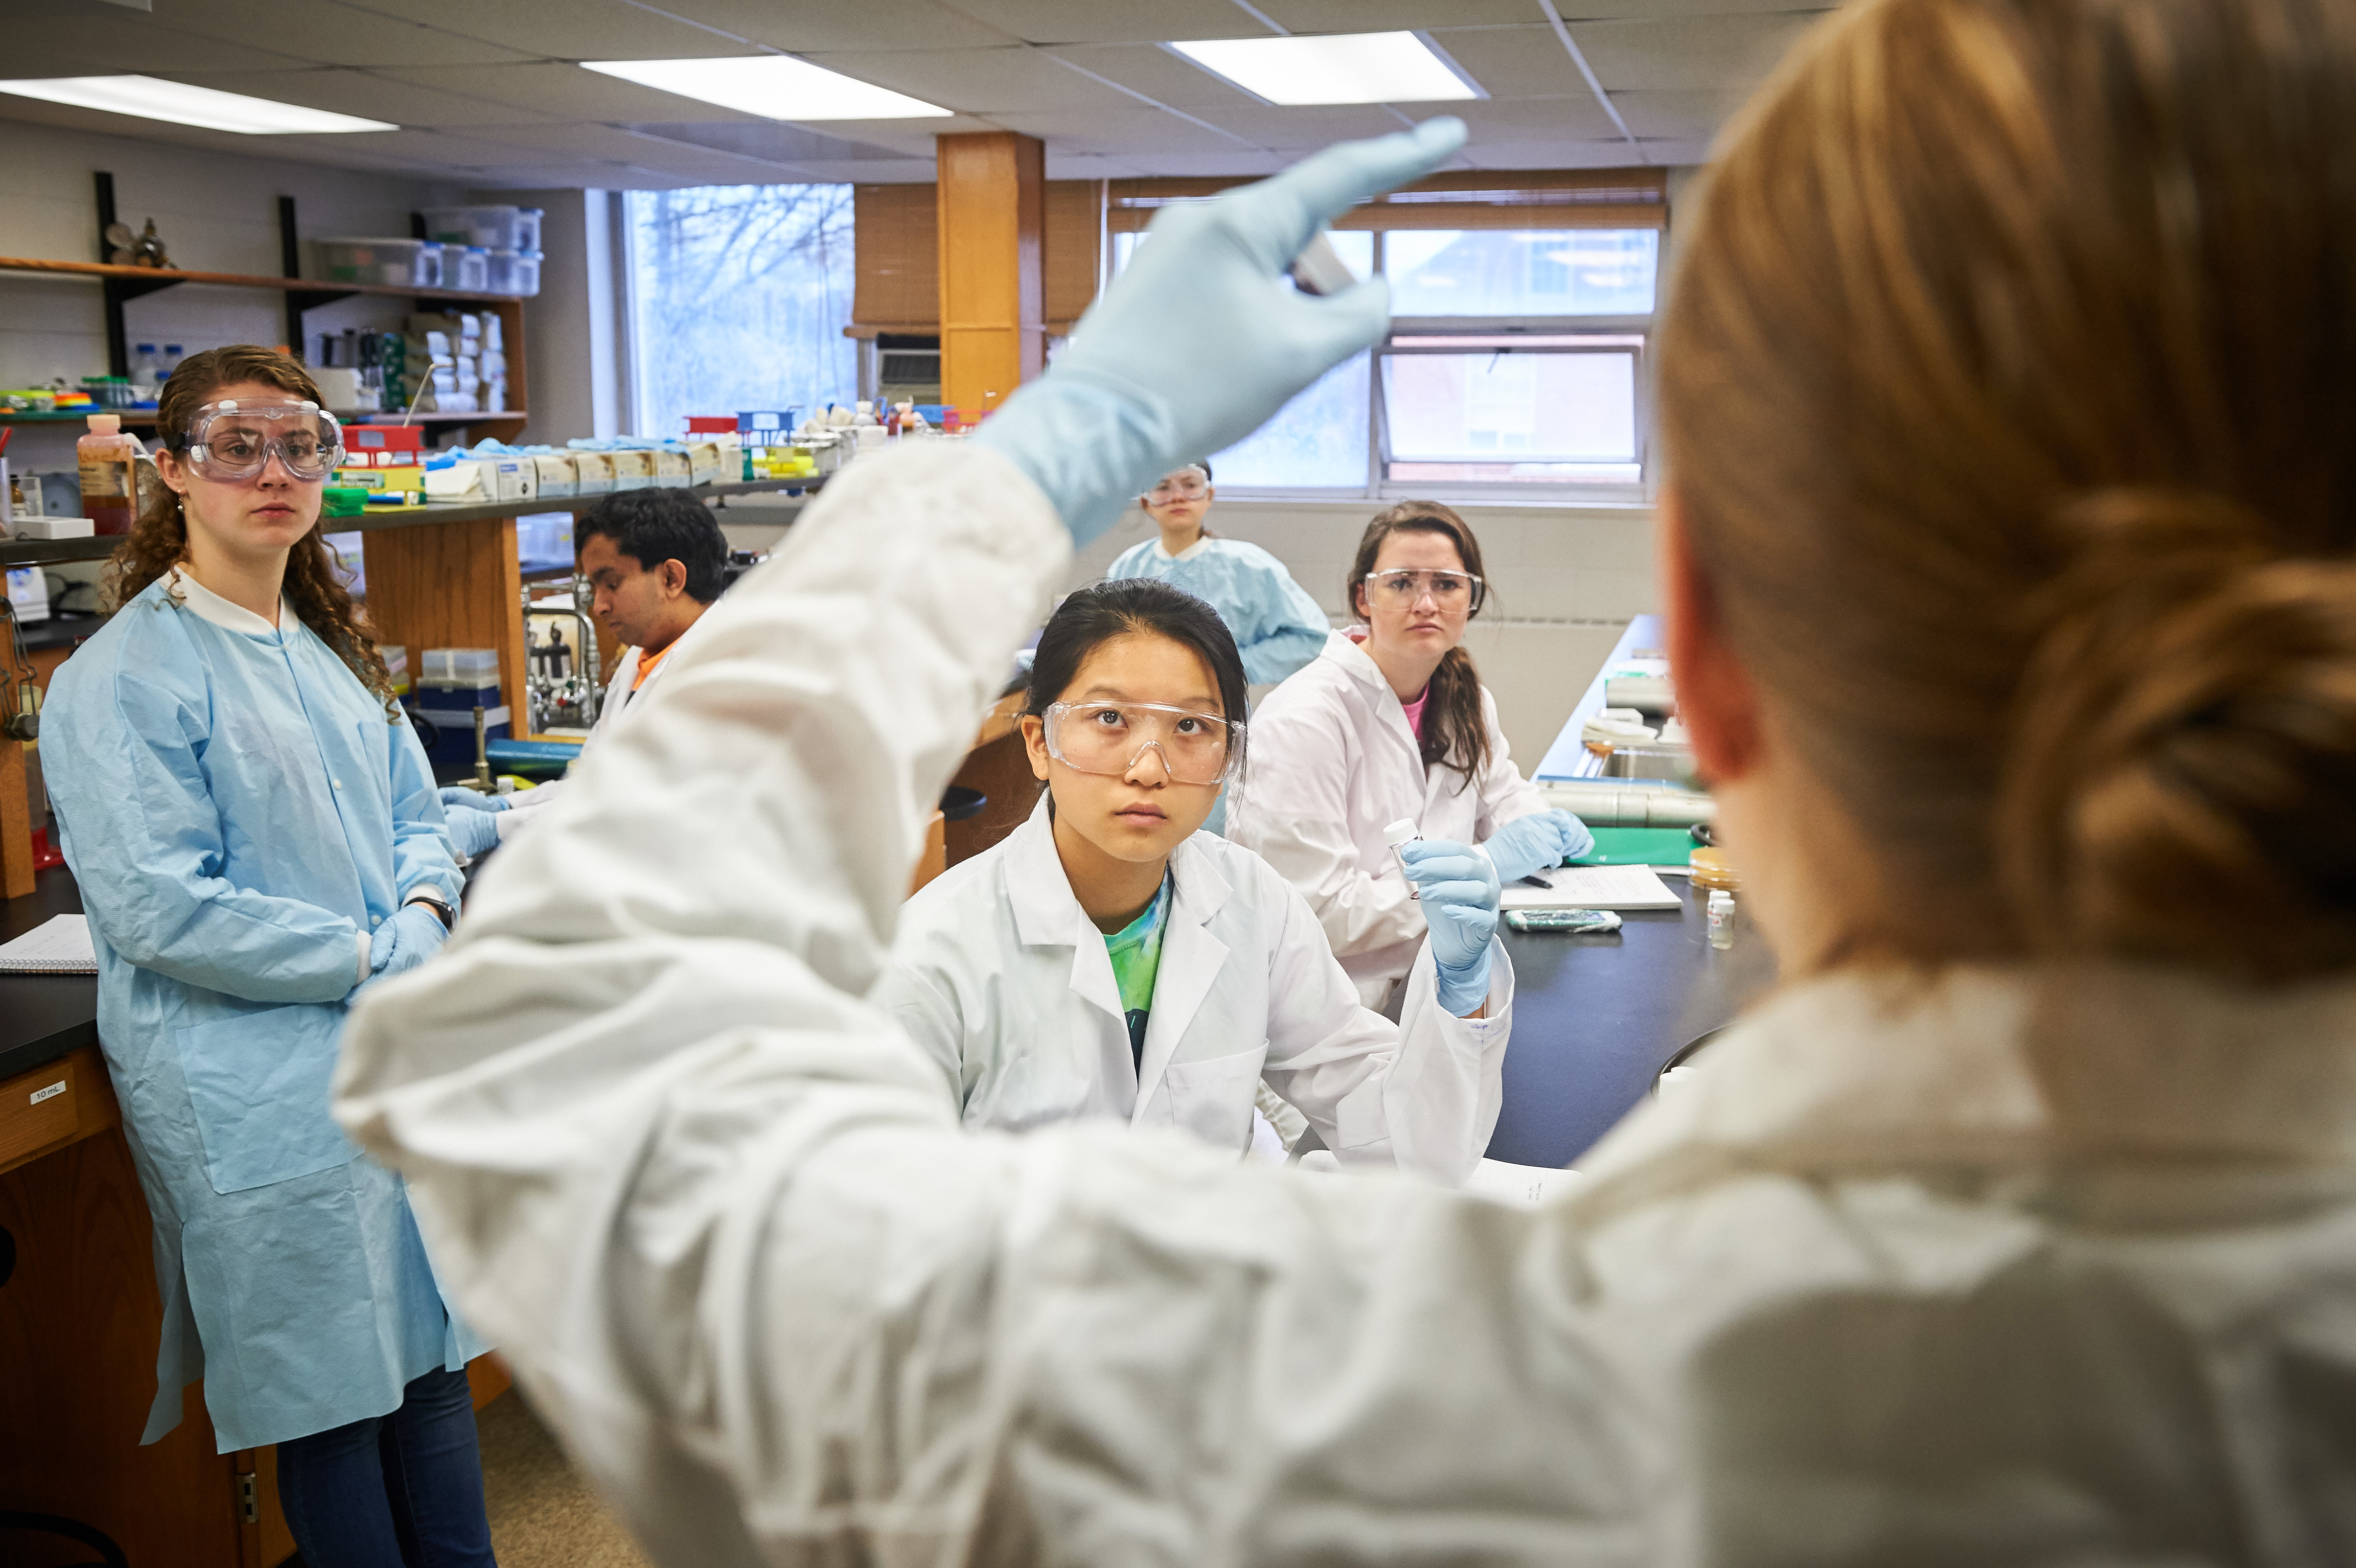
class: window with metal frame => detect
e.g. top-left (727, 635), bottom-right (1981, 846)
top-left (1108, 170), bottom-right (1664, 500)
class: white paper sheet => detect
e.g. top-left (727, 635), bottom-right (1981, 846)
top-left (1501, 865), bottom-right (1682, 910)
top-left (0, 913), bottom-right (97, 973)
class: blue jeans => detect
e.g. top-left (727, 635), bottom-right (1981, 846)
top-left (275, 1365), bottom-right (497, 1568)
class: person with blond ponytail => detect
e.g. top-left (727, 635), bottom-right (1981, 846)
top-left (334, 3), bottom-right (2356, 1550)
top-left (1231, 501), bottom-right (1590, 1009)
top-left (42, 347), bottom-right (496, 1566)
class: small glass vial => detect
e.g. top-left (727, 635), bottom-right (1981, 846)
top-left (1707, 889), bottom-right (1736, 949)
top-left (1384, 817), bottom-right (1422, 899)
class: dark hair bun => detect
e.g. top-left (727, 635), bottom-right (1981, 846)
top-left (1997, 490), bottom-right (2356, 977)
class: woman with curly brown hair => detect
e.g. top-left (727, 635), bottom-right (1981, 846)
top-left (42, 346), bottom-right (496, 1566)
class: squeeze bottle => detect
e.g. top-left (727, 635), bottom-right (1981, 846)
top-left (78, 414), bottom-right (143, 535)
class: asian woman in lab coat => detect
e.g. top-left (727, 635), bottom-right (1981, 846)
top-left (1233, 501), bottom-right (1594, 1007)
top-left (876, 577), bottom-right (1512, 1180)
top-left (343, 4), bottom-right (2356, 1554)
top-left (43, 347), bottom-right (496, 1567)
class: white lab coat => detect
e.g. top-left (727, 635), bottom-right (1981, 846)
top-left (338, 439), bottom-right (2355, 1565)
top-left (875, 794), bottom-right (1510, 1180)
top-left (494, 611), bottom-right (707, 840)
top-left (1230, 631), bottom-right (1551, 1005)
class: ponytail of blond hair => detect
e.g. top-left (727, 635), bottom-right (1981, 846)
top-left (1660, 0), bottom-right (2356, 980)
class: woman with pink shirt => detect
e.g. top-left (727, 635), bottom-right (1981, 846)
top-left (1233, 501), bottom-right (1591, 1008)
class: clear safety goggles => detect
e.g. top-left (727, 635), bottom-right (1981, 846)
top-left (1363, 568), bottom-right (1486, 613)
top-left (1144, 466), bottom-right (1210, 503)
top-left (1041, 700), bottom-right (1244, 787)
top-left (179, 398), bottom-right (346, 483)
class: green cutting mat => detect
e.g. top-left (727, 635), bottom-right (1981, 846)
top-left (1569, 827), bottom-right (1696, 866)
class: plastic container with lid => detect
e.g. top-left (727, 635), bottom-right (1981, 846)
top-left (447, 246), bottom-right (490, 293)
top-left (484, 249), bottom-right (542, 297)
top-left (315, 237), bottom-right (443, 289)
top-left (421, 647), bottom-right (501, 687)
top-left (422, 205), bottom-right (541, 251)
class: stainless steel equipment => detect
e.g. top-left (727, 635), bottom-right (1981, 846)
top-left (520, 579), bottom-right (602, 736)
top-left (1540, 780), bottom-right (1716, 828)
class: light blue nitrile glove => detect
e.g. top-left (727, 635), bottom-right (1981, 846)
top-left (445, 805), bottom-right (503, 860)
top-left (439, 785), bottom-right (508, 813)
top-left (976, 117), bottom-right (1467, 545)
top-left (1400, 838), bottom-right (1501, 1017)
top-left (355, 903), bottom-right (449, 999)
top-left (1485, 808), bottom-right (1594, 883)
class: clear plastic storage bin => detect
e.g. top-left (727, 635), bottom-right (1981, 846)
top-left (422, 205), bottom-right (543, 252)
top-left (421, 647), bottom-right (501, 686)
top-left (447, 246), bottom-right (490, 293)
top-left (315, 237), bottom-right (443, 289)
top-left (485, 249), bottom-right (542, 296)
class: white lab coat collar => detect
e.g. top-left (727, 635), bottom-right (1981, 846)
top-left (1573, 962), bottom-right (2356, 1223)
top-left (1319, 629), bottom-right (1424, 772)
top-left (1156, 533), bottom-right (1213, 563)
top-left (1000, 795), bottom-right (1238, 1111)
top-left (168, 567), bottom-right (292, 637)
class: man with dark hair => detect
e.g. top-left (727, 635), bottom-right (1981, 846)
top-left (573, 486), bottom-right (729, 709)
top-left (440, 487), bottom-right (731, 853)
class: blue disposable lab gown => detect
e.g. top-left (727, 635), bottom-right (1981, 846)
top-left (1105, 535), bottom-right (1330, 687)
top-left (42, 570), bottom-right (482, 1453)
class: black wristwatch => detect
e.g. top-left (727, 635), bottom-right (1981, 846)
top-left (403, 890), bottom-right (458, 933)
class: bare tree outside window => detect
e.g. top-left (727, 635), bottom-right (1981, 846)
top-left (628, 184), bottom-right (858, 439)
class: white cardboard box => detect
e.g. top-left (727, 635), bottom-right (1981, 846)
top-left (572, 451), bottom-right (616, 494)
top-left (610, 450), bottom-right (656, 490)
top-left (651, 449), bottom-right (690, 484)
top-left (531, 453), bottom-right (577, 498)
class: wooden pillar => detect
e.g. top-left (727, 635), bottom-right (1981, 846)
top-left (936, 131), bottom-right (1045, 417)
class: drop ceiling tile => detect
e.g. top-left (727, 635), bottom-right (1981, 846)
top-left (467, 121), bottom-right (769, 165)
top-left (796, 47), bottom-right (1140, 114)
top-left (1567, 13), bottom-right (1824, 93)
top-left (1447, 94), bottom-right (1622, 142)
top-left (1184, 103), bottom-right (1409, 149)
top-left (614, 120), bottom-right (932, 166)
top-left (1041, 44), bottom-right (1264, 109)
top-left (1256, 0), bottom-right (1541, 28)
top-left (464, 161), bottom-right (657, 187)
top-left (337, 0), bottom-right (752, 60)
top-left (648, 0), bottom-right (1022, 51)
top-left (985, 106), bottom-right (1253, 157)
top-left (1466, 138), bottom-right (1649, 170)
top-left (142, 0), bottom-right (537, 66)
top-left (924, 1), bottom-right (1279, 45)
top-left (162, 68), bottom-right (556, 128)
top-left (268, 126), bottom-right (559, 168)
top-left (1117, 150), bottom-right (1288, 179)
top-left (1424, 25), bottom-right (1590, 99)
top-left (375, 63), bottom-right (765, 122)
top-left (1609, 89), bottom-right (1731, 140)
top-left (1635, 137), bottom-right (1714, 166)
top-left (1045, 152), bottom-right (1151, 180)
top-left (771, 115), bottom-right (1003, 155)
top-left (0, 10), bottom-right (317, 72)
top-left (774, 158), bottom-right (942, 184)
top-left (1553, 0), bottom-right (1829, 16)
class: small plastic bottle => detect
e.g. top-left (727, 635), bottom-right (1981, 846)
top-left (78, 413), bottom-right (144, 535)
top-left (162, 344), bottom-right (185, 380)
top-left (129, 344), bottom-right (161, 402)
top-left (1384, 817), bottom-right (1423, 900)
top-left (1707, 889), bottom-right (1737, 949)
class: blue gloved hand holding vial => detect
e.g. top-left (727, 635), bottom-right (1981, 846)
top-left (1399, 838), bottom-right (1501, 1016)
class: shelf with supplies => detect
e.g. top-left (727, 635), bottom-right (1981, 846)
top-left (0, 409), bottom-right (513, 426)
top-left (0, 476), bottom-right (822, 569)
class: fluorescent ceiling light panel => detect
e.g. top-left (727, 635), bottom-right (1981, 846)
top-left (582, 56), bottom-right (951, 120)
top-left (0, 75), bottom-right (395, 133)
top-left (1168, 32), bottom-right (1478, 106)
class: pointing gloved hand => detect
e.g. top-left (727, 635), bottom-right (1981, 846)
top-left (1484, 808), bottom-right (1594, 884)
top-left (977, 117), bottom-right (1467, 546)
top-left (1400, 838), bottom-right (1501, 1017)
top-left (445, 805), bottom-right (503, 861)
top-left (353, 903), bottom-right (449, 1000)
top-left (439, 785), bottom-right (508, 813)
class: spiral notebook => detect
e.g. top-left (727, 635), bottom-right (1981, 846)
top-left (0, 914), bottom-right (98, 974)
